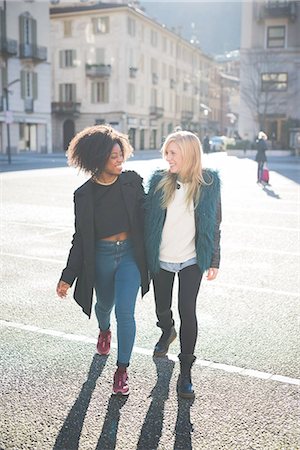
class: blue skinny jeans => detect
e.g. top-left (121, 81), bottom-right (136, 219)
top-left (94, 239), bottom-right (141, 367)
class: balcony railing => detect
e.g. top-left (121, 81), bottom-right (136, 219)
top-left (52, 101), bottom-right (81, 115)
top-left (24, 98), bottom-right (34, 113)
top-left (181, 110), bottom-right (194, 121)
top-left (19, 44), bottom-right (47, 61)
top-left (257, 1), bottom-right (297, 21)
top-left (85, 64), bottom-right (112, 77)
top-left (0, 38), bottom-right (17, 56)
top-left (149, 106), bottom-right (164, 118)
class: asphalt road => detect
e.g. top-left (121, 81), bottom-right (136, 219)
top-left (0, 152), bottom-right (299, 450)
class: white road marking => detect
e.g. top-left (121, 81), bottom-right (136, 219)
top-left (1, 319), bottom-right (299, 387)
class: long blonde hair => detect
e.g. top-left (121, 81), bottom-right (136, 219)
top-left (156, 130), bottom-right (208, 208)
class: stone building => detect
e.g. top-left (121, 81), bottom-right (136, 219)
top-left (50, 2), bottom-right (216, 151)
top-left (0, 0), bottom-right (52, 155)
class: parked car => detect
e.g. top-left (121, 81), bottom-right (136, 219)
top-left (209, 136), bottom-right (226, 152)
top-left (209, 136), bottom-right (236, 152)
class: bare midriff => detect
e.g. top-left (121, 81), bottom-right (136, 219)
top-left (100, 231), bottom-right (130, 242)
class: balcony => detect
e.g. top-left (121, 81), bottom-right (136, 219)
top-left (24, 98), bottom-right (34, 113)
top-left (19, 44), bottom-right (47, 61)
top-left (181, 110), bottom-right (194, 121)
top-left (0, 38), bottom-right (17, 56)
top-left (129, 67), bottom-right (138, 78)
top-left (51, 101), bottom-right (81, 115)
top-left (85, 64), bottom-right (112, 78)
top-left (149, 106), bottom-right (164, 118)
top-left (257, 1), bottom-right (297, 22)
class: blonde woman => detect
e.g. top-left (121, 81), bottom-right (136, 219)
top-left (145, 130), bottom-right (222, 399)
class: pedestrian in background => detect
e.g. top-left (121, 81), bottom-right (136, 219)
top-left (203, 135), bottom-right (211, 153)
top-left (56, 125), bottom-right (149, 396)
top-left (145, 130), bottom-right (222, 399)
top-left (255, 131), bottom-right (268, 183)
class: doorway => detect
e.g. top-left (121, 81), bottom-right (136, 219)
top-left (63, 119), bottom-right (75, 151)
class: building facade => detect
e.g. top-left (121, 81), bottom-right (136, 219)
top-left (239, 0), bottom-right (300, 147)
top-left (0, 0), bottom-right (52, 155)
top-left (50, 2), bottom-right (217, 151)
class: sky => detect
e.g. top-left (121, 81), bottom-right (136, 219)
top-left (140, 1), bottom-right (242, 55)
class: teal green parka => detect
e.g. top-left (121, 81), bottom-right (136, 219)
top-left (145, 169), bottom-right (222, 276)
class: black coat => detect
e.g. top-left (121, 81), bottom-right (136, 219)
top-left (60, 170), bottom-right (149, 318)
top-left (255, 139), bottom-right (267, 163)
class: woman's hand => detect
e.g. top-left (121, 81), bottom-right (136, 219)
top-left (56, 280), bottom-right (71, 298)
top-left (206, 268), bottom-right (218, 281)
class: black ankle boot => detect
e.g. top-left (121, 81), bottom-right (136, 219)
top-left (153, 326), bottom-right (177, 357)
top-left (177, 353), bottom-right (196, 399)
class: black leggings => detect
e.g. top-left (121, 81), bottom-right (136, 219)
top-left (153, 265), bottom-right (203, 354)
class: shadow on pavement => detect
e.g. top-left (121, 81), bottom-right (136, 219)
top-left (95, 394), bottom-right (128, 450)
top-left (174, 396), bottom-right (195, 450)
top-left (53, 354), bottom-right (108, 450)
top-left (261, 184), bottom-right (281, 199)
top-left (136, 357), bottom-right (175, 450)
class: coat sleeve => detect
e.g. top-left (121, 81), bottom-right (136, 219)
top-left (60, 194), bottom-right (84, 286)
top-left (210, 196), bottom-right (222, 268)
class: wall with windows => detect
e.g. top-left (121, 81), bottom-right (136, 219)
top-left (50, 3), bottom-right (217, 151)
top-left (239, 1), bottom-right (300, 146)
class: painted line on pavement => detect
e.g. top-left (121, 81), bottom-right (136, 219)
top-left (0, 319), bottom-right (299, 387)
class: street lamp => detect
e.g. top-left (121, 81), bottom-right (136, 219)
top-left (3, 78), bottom-right (20, 164)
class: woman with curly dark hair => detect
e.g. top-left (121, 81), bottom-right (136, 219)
top-left (56, 125), bottom-right (149, 396)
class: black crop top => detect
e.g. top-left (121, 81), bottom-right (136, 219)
top-left (92, 178), bottom-right (130, 239)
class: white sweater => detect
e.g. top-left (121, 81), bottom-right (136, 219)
top-left (159, 182), bottom-right (196, 263)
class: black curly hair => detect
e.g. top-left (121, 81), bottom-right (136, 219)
top-left (66, 124), bottom-right (133, 176)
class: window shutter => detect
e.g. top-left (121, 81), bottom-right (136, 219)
top-left (72, 84), bottom-right (76, 102)
top-left (59, 84), bottom-right (64, 102)
top-left (59, 50), bottom-right (64, 68)
top-left (19, 15), bottom-right (25, 45)
top-left (20, 71), bottom-right (26, 99)
top-left (33, 72), bottom-right (38, 100)
top-left (72, 50), bottom-right (76, 66)
top-left (0, 8), bottom-right (5, 39)
top-left (31, 18), bottom-right (37, 46)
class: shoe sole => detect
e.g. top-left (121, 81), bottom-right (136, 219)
top-left (96, 350), bottom-right (110, 356)
top-left (153, 332), bottom-right (177, 357)
top-left (178, 391), bottom-right (195, 399)
top-left (112, 390), bottom-right (130, 396)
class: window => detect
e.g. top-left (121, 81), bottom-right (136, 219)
top-left (21, 70), bottom-right (37, 99)
top-left (92, 17), bottom-right (109, 34)
top-left (91, 81), bottom-right (109, 103)
top-left (261, 73), bottom-right (288, 92)
top-left (127, 83), bottom-right (135, 105)
top-left (63, 20), bottom-right (72, 37)
top-left (267, 26), bottom-right (285, 48)
top-left (59, 50), bottom-right (76, 68)
top-left (59, 83), bottom-right (76, 102)
top-left (127, 17), bottom-right (136, 36)
top-left (19, 13), bottom-right (36, 46)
